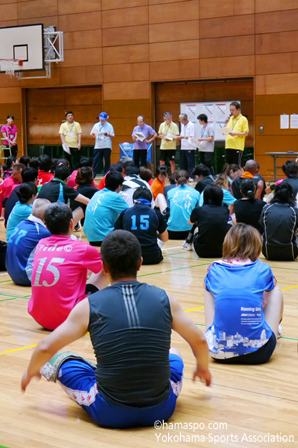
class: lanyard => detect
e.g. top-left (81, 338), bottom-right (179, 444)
top-left (67, 122), bottom-right (75, 133)
top-left (231, 114), bottom-right (242, 130)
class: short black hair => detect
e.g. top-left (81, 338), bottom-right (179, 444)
top-left (229, 164), bottom-right (241, 173)
top-left (6, 114), bottom-right (14, 120)
top-left (105, 170), bottom-right (124, 191)
top-left (271, 182), bottom-right (296, 206)
top-left (44, 203), bottom-right (73, 235)
top-left (54, 163), bottom-right (71, 181)
top-left (19, 156), bottom-right (30, 167)
top-left (125, 163), bottom-right (139, 176)
top-left (133, 186), bottom-right (152, 202)
top-left (203, 184), bottom-right (223, 206)
top-left (101, 230), bottom-right (142, 280)
top-left (29, 157), bottom-right (39, 170)
top-left (169, 172), bottom-right (177, 185)
top-left (38, 154), bottom-right (52, 172)
top-left (16, 182), bottom-right (37, 204)
top-left (230, 101), bottom-right (241, 110)
top-left (197, 113), bottom-right (208, 123)
top-left (65, 111), bottom-right (73, 116)
top-left (282, 160), bottom-right (298, 179)
top-left (4, 156), bottom-right (15, 170)
top-left (192, 164), bottom-right (210, 178)
top-left (79, 157), bottom-right (92, 168)
top-left (109, 162), bottom-right (123, 174)
top-left (22, 167), bottom-right (38, 183)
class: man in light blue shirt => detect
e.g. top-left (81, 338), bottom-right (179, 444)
top-left (84, 171), bottom-right (129, 245)
top-left (91, 112), bottom-right (115, 175)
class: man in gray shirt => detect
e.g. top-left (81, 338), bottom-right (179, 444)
top-left (197, 114), bottom-right (214, 171)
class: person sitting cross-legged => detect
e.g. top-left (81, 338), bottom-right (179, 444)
top-left (204, 223), bottom-right (283, 364)
top-left (21, 230), bottom-right (211, 429)
top-left (115, 187), bottom-right (168, 265)
top-left (28, 203), bottom-right (108, 330)
top-left (6, 199), bottom-right (51, 286)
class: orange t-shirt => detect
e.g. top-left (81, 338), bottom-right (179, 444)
top-left (151, 178), bottom-right (165, 200)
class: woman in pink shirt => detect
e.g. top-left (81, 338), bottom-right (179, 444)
top-left (1, 115), bottom-right (18, 158)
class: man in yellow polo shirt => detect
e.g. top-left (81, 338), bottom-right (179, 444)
top-left (158, 112), bottom-right (179, 173)
top-left (59, 111), bottom-right (82, 170)
top-left (225, 102), bottom-right (249, 165)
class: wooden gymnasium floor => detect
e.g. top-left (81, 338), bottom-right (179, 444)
top-left (0, 224), bottom-right (297, 448)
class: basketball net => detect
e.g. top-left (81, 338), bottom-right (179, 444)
top-left (0, 59), bottom-right (23, 78)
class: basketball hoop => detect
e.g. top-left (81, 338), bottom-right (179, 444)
top-left (0, 59), bottom-right (23, 77)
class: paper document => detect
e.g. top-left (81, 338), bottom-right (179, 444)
top-left (290, 114), bottom-right (298, 129)
top-left (220, 127), bottom-right (232, 135)
top-left (62, 143), bottom-right (71, 155)
top-left (189, 136), bottom-right (200, 146)
top-left (134, 132), bottom-right (146, 141)
top-left (164, 134), bottom-right (177, 141)
top-left (280, 114), bottom-right (289, 129)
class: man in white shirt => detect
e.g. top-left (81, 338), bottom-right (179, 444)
top-left (91, 112), bottom-right (115, 176)
top-left (197, 114), bottom-right (215, 172)
top-left (178, 113), bottom-right (196, 177)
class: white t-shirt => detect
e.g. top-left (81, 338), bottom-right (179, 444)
top-left (180, 121), bottom-right (196, 150)
top-left (90, 122), bottom-right (115, 149)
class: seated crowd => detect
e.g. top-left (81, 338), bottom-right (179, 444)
top-left (0, 152), bottom-right (297, 429)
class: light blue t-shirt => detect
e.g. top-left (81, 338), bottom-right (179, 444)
top-left (204, 260), bottom-right (274, 359)
top-left (199, 187), bottom-right (236, 207)
top-left (84, 188), bottom-right (129, 242)
top-left (167, 185), bottom-right (200, 232)
top-left (6, 202), bottom-right (33, 241)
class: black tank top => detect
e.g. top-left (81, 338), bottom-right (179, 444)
top-left (88, 281), bottom-right (172, 407)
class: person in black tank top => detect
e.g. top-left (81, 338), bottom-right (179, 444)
top-left (21, 230), bottom-right (211, 429)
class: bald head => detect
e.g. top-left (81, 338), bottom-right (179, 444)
top-left (32, 199), bottom-right (51, 221)
top-left (244, 160), bottom-right (258, 175)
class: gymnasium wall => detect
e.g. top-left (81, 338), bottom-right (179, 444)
top-left (1, 1), bottom-right (298, 177)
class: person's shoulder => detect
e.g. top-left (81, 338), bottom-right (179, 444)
top-left (240, 115), bottom-right (249, 123)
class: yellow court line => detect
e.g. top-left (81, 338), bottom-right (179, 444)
top-left (184, 306), bottom-right (204, 313)
top-left (281, 285), bottom-right (298, 291)
top-left (0, 343), bottom-right (37, 356)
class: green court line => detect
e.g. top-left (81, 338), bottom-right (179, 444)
top-left (0, 293), bottom-right (30, 302)
top-left (0, 279), bottom-right (13, 283)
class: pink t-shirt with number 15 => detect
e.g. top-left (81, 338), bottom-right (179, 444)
top-left (28, 235), bottom-right (102, 330)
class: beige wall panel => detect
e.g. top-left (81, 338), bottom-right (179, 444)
top-left (102, 26), bottom-right (149, 47)
top-left (149, 41), bottom-right (199, 62)
top-left (149, 20), bottom-right (199, 43)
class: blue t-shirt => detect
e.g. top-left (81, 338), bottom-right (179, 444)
top-left (6, 202), bottom-right (33, 241)
top-left (204, 260), bottom-right (274, 359)
top-left (199, 187), bottom-right (236, 207)
top-left (167, 185), bottom-right (200, 231)
top-left (6, 219), bottom-right (50, 286)
top-left (84, 188), bottom-right (129, 242)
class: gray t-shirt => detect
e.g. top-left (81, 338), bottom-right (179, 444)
top-left (199, 124), bottom-right (214, 153)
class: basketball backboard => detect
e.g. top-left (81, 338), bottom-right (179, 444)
top-left (0, 24), bottom-right (44, 72)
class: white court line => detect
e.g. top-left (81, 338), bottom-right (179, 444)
top-left (0, 272), bottom-right (8, 276)
top-left (163, 246), bottom-right (183, 251)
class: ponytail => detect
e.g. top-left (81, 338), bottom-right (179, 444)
top-left (177, 169), bottom-right (189, 186)
top-left (240, 179), bottom-right (255, 200)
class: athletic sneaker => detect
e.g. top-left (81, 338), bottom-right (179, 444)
top-left (182, 241), bottom-right (192, 251)
top-left (157, 239), bottom-right (165, 249)
top-left (74, 222), bottom-right (81, 231)
top-left (277, 324), bottom-right (282, 339)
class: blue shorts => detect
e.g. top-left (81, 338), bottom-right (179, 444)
top-left (57, 353), bottom-right (184, 428)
